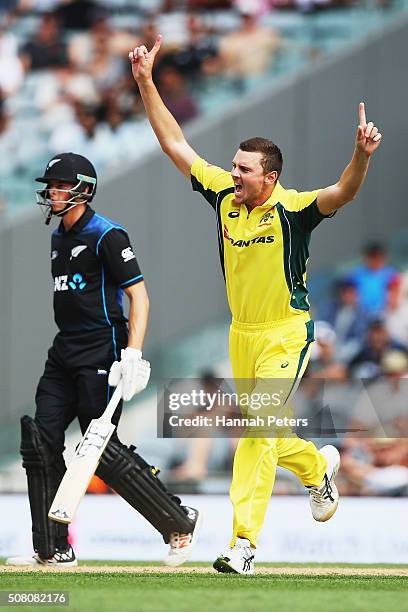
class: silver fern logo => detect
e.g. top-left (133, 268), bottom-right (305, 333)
top-left (47, 158), bottom-right (61, 169)
top-left (70, 245), bottom-right (87, 260)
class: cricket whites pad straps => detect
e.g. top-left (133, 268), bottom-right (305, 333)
top-left (96, 439), bottom-right (195, 543)
top-left (20, 416), bottom-right (68, 558)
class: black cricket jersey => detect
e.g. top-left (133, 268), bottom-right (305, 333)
top-left (51, 207), bottom-right (143, 335)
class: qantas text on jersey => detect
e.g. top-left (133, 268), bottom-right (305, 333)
top-left (223, 224), bottom-right (274, 248)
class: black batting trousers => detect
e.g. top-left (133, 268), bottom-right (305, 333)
top-left (35, 326), bottom-right (127, 452)
top-left (29, 326), bottom-right (126, 555)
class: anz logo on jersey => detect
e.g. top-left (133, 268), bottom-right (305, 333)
top-left (54, 273), bottom-right (87, 292)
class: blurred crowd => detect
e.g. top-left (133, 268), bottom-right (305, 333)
top-left (313, 242), bottom-right (408, 377)
top-left (0, 0), bottom-right (372, 213)
top-left (304, 241), bottom-right (408, 497)
top-left (0, 0), bottom-right (283, 189)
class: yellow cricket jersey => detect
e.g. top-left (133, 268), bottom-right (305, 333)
top-left (191, 156), bottom-right (334, 324)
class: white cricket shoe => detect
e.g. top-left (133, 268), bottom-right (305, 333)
top-left (6, 545), bottom-right (77, 567)
top-left (213, 538), bottom-right (255, 575)
top-left (164, 506), bottom-right (202, 567)
top-left (309, 445), bottom-right (340, 522)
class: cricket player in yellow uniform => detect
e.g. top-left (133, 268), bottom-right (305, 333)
top-left (129, 36), bottom-right (382, 575)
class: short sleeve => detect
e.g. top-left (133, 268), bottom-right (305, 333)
top-left (99, 228), bottom-right (143, 288)
top-left (191, 156), bottom-right (234, 210)
top-left (293, 190), bottom-right (322, 212)
top-left (284, 189), bottom-right (335, 232)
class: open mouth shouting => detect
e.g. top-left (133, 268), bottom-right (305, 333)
top-left (234, 182), bottom-right (243, 197)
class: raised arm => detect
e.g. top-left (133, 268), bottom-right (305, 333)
top-left (317, 102), bottom-right (382, 215)
top-left (129, 35), bottom-right (198, 178)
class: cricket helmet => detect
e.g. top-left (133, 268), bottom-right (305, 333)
top-left (35, 152), bottom-right (97, 224)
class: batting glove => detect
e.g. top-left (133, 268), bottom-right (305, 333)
top-left (108, 348), bottom-right (151, 401)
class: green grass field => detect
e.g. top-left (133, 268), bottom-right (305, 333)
top-left (1, 561), bottom-right (407, 612)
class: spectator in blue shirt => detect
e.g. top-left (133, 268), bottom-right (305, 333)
top-left (350, 242), bottom-right (396, 316)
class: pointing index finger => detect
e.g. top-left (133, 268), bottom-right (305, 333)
top-left (359, 102), bottom-right (366, 127)
top-left (151, 34), bottom-right (162, 56)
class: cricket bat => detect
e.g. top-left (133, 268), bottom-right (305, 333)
top-left (48, 382), bottom-right (123, 524)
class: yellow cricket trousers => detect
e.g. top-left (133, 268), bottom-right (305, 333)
top-left (229, 314), bottom-right (327, 547)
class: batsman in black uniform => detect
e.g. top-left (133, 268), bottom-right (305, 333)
top-left (6, 153), bottom-right (200, 567)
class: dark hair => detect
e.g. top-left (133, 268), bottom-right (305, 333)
top-left (239, 137), bottom-right (283, 177)
top-left (363, 241), bottom-right (386, 256)
top-left (200, 370), bottom-right (217, 386)
top-left (336, 276), bottom-right (357, 290)
top-left (368, 316), bottom-right (386, 329)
